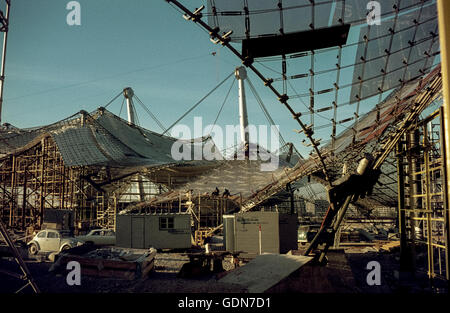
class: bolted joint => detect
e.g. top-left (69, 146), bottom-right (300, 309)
top-left (304, 125), bottom-right (314, 137)
top-left (221, 37), bottom-right (231, 45)
top-left (278, 94), bottom-right (289, 104)
top-left (264, 78), bottom-right (273, 86)
top-left (209, 27), bottom-right (220, 36)
top-left (243, 56), bottom-right (254, 66)
top-left (192, 14), bottom-right (202, 22)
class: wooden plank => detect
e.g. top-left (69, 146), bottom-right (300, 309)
top-left (81, 267), bottom-right (135, 280)
top-left (219, 254), bottom-right (312, 293)
top-left (140, 259), bottom-right (155, 278)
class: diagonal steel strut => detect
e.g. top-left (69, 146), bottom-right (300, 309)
top-left (0, 220), bottom-right (40, 293)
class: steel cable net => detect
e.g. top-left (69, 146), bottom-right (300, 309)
top-left (164, 0), bottom-right (443, 209)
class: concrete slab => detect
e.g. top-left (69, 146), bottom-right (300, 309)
top-left (219, 253), bottom-right (312, 293)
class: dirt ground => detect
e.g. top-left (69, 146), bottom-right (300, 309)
top-left (0, 251), bottom-right (246, 293)
top-left (0, 246), bottom-right (447, 294)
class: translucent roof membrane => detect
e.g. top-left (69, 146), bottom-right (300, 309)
top-left (205, 0), bottom-right (440, 170)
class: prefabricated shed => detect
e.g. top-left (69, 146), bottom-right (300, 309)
top-left (223, 211), bottom-right (297, 256)
top-left (116, 213), bottom-right (191, 249)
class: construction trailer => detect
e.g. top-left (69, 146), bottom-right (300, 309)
top-left (223, 211), bottom-right (298, 257)
top-left (116, 212), bottom-right (191, 249)
top-left (124, 191), bottom-right (242, 245)
top-left (41, 209), bottom-right (74, 232)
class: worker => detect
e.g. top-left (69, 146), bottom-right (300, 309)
top-left (222, 189), bottom-right (230, 198)
top-left (244, 143), bottom-right (250, 158)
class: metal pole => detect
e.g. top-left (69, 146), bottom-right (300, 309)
top-left (397, 140), bottom-right (410, 272)
top-left (123, 87), bottom-right (146, 204)
top-left (124, 87), bottom-right (136, 125)
top-left (423, 124), bottom-right (434, 279)
top-left (0, 0), bottom-right (10, 124)
top-left (235, 67), bottom-right (249, 147)
top-left (437, 0), bottom-right (450, 279)
top-left (437, 0), bottom-right (450, 282)
top-left (258, 224), bottom-right (262, 255)
top-left (439, 106), bottom-right (450, 280)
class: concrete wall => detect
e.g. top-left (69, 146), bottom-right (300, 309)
top-left (116, 213), bottom-right (191, 249)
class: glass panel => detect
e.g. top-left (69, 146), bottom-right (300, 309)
top-left (168, 217), bottom-right (175, 229)
top-left (160, 217), bottom-right (168, 229)
top-left (37, 231), bottom-right (46, 238)
top-left (47, 232), bottom-right (57, 238)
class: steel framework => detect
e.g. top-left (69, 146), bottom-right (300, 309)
top-left (0, 135), bottom-right (107, 234)
top-left (397, 107), bottom-right (450, 281)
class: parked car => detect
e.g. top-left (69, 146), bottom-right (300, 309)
top-left (27, 229), bottom-right (85, 255)
top-left (76, 229), bottom-right (116, 246)
top-left (298, 224), bottom-right (321, 244)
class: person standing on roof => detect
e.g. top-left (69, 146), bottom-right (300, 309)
top-left (222, 189), bottom-right (230, 198)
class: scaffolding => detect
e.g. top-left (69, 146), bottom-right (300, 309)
top-left (397, 107), bottom-right (450, 281)
top-left (0, 135), bottom-right (110, 234)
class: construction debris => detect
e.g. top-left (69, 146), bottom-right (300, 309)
top-left (375, 240), bottom-right (401, 253)
top-left (178, 250), bottom-right (240, 278)
top-left (50, 245), bottom-right (156, 280)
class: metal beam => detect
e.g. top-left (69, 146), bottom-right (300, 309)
top-left (0, 219), bottom-right (40, 293)
top-left (437, 0), bottom-right (450, 282)
top-left (439, 106), bottom-right (450, 280)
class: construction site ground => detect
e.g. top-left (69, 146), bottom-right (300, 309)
top-left (0, 244), bottom-right (447, 294)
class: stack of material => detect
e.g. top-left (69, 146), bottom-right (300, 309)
top-left (50, 246), bottom-right (156, 280)
top-left (375, 240), bottom-right (400, 252)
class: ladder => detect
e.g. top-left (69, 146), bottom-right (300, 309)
top-left (0, 220), bottom-right (40, 293)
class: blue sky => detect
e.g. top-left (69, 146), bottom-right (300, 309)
top-left (0, 0), bottom-right (439, 157)
top-left (3, 0), bottom-right (303, 153)
top-left (3, 0), bottom-right (226, 124)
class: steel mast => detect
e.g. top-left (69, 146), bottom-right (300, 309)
top-left (235, 66), bottom-right (249, 147)
top-left (0, 0), bottom-right (11, 124)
